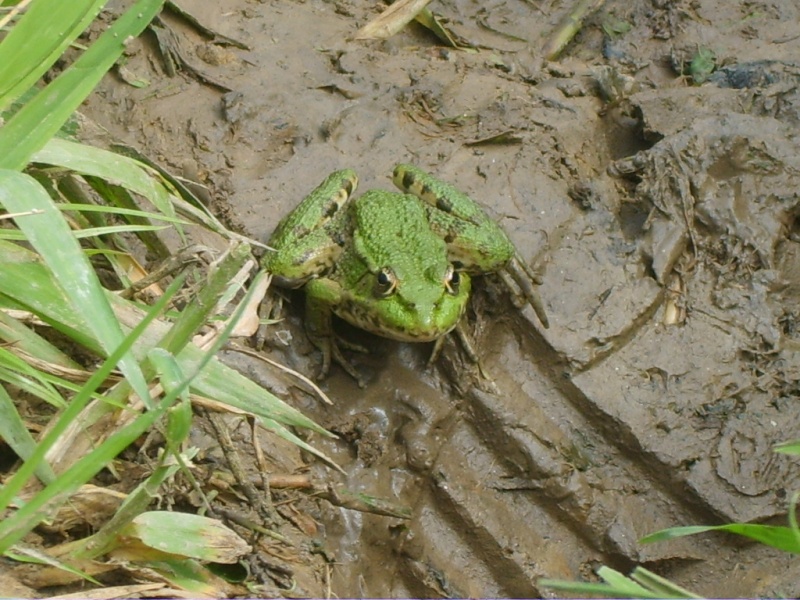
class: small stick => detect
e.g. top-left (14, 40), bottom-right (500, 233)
top-left (541, 0), bottom-right (607, 61)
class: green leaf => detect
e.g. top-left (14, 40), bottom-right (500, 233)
top-left (0, 0), bottom-right (166, 170)
top-left (540, 566), bottom-right (701, 599)
top-left (630, 567), bottom-right (702, 598)
top-left (0, 170), bottom-right (151, 407)
top-left (0, 347), bottom-right (66, 408)
top-left (33, 138), bottom-right (181, 221)
top-left (149, 348), bottom-right (192, 446)
top-left (58, 202), bottom-right (188, 224)
top-left (0, 385), bottom-right (57, 484)
top-left (148, 558), bottom-right (220, 595)
top-left (641, 523), bottom-right (800, 554)
top-left (5, 544), bottom-right (101, 586)
top-left (0, 306), bottom-right (84, 370)
top-left (0, 278), bottom-right (180, 553)
top-left (598, 566), bottom-right (659, 597)
top-left (122, 512), bottom-right (251, 563)
top-left (0, 0), bottom-right (108, 112)
top-left (72, 224), bottom-right (169, 239)
top-left (774, 439), bottom-right (800, 455)
top-left (0, 257), bottom-right (102, 353)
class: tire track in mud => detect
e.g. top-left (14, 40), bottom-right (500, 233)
top-left (379, 105), bottom-right (800, 598)
top-left (385, 297), bottom-right (781, 598)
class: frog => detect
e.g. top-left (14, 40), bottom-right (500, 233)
top-left (265, 164), bottom-right (548, 386)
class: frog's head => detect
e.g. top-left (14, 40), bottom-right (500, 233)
top-left (338, 242), bottom-right (472, 342)
top-left (334, 190), bottom-right (473, 342)
top-left (366, 261), bottom-right (471, 342)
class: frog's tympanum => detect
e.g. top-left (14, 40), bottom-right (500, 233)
top-left (266, 164), bottom-right (547, 385)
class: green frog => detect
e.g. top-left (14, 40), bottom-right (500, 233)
top-left (266, 164), bottom-right (548, 385)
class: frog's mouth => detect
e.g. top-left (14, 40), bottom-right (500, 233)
top-left (333, 299), bottom-right (461, 343)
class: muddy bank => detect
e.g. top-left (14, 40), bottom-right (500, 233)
top-left (83, 0), bottom-right (800, 596)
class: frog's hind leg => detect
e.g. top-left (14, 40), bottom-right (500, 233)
top-left (392, 163), bottom-right (515, 273)
top-left (500, 256), bottom-right (550, 328)
top-left (266, 170), bottom-right (358, 286)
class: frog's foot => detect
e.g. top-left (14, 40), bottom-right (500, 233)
top-left (314, 335), bottom-right (368, 388)
top-left (254, 291), bottom-right (285, 351)
top-left (428, 320), bottom-right (480, 365)
top-left (500, 253), bottom-right (550, 328)
top-left (329, 342), bottom-right (368, 388)
top-left (429, 321), bottom-right (495, 385)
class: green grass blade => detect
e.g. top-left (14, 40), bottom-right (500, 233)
top-left (641, 523), bottom-right (800, 553)
top-left (187, 357), bottom-right (330, 436)
top-left (5, 545), bottom-right (102, 586)
top-left (58, 203), bottom-right (187, 225)
top-left (774, 439), bottom-right (800, 455)
top-left (0, 393), bottom-right (179, 553)
top-left (73, 459), bottom-right (183, 560)
top-left (259, 417), bottom-right (341, 472)
top-left (0, 0), bottom-right (108, 112)
top-left (0, 170), bottom-right (150, 406)
top-left (0, 0), bottom-right (166, 170)
top-left (33, 138), bottom-right (181, 221)
top-left (72, 224), bottom-right (169, 239)
top-left (597, 566), bottom-right (662, 597)
top-left (0, 385), bottom-right (57, 484)
top-left (540, 566), bottom-right (700, 599)
top-left (0, 351), bottom-right (66, 408)
top-left (0, 262), bottom-right (102, 354)
top-left (630, 567), bottom-right (702, 598)
top-left (0, 308), bottom-right (83, 370)
top-left (0, 278), bottom-right (181, 551)
top-left (157, 243), bottom-right (251, 354)
top-left (0, 240), bottom-right (332, 458)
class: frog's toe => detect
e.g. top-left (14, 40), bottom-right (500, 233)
top-left (315, 342), bottom-right (333, 381)
top-left (335, 336), bottom-right (370, 354)
top-left (330, 343), bottom-right (366, 388)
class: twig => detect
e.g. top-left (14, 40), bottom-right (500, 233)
top-left (541, 0), bottom-right (606, 61)
top-left (353, 0), bottom-right (433, 40)
top-left (0, 0), bottom-right (33, 30)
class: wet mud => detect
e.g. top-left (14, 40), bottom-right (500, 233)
top-left (84, 0), bottom-right (800, 596)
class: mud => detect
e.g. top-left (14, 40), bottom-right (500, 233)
top-left (84, 0), bottom-right (800, 596)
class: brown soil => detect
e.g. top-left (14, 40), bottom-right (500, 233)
top-left (81, 0), bottom-right (800, 596)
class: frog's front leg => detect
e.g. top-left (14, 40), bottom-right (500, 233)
top-left (266, 169), bottom-right (357, 287)
top-left (393, 164), bottom-right (549, 328)
top-left (304, 277), bottom-right (367, 387)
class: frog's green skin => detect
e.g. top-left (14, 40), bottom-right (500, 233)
top-left (266, 164), bottom-right (534, 384)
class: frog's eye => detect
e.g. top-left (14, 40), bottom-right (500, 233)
top-left (375, 267), bottom-right (398, 297)
top-left (445, 265), bottom-right (461, 295)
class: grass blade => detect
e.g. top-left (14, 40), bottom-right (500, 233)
top-left (33, 138), bottom-right (181, 222)
top-left (0, 385), bottom-right (57, 484)
top-left (0, 0), bottom-right (166, 170)
top-left (0, 170), bottom-right (151, 407)
top-left (641, 523), bottom-right (800, 554)
top-left (0, 277), bottom-right (182, 552)
top-left (774, 439), bottom-right (800, 455)
top-left (0, 0), bottom-right (107, 112)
